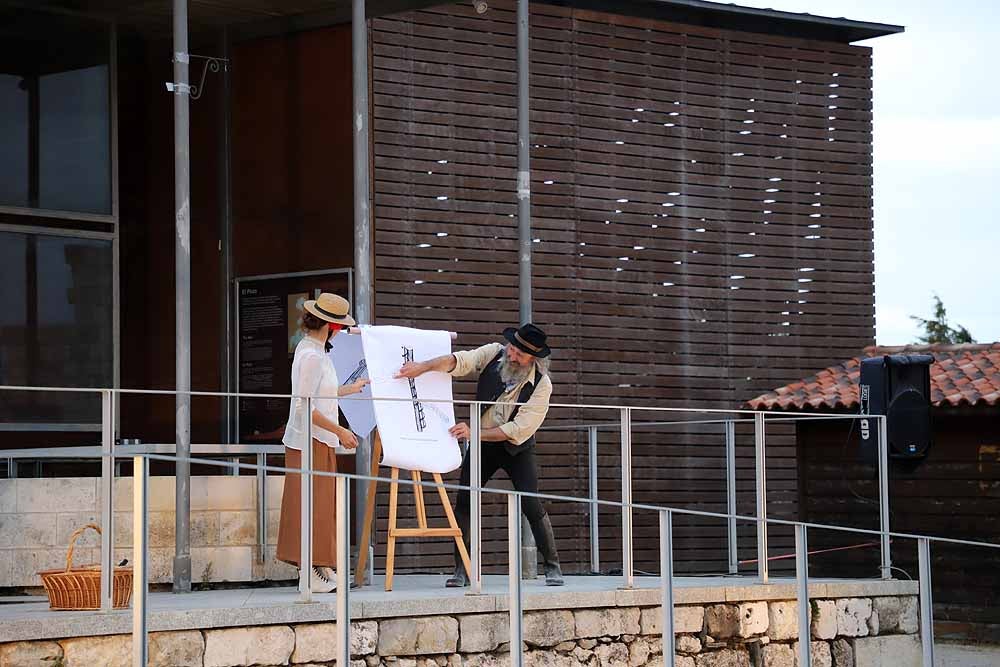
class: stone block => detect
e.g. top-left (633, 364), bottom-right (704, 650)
top-left (0, 640), bottom-right (63, 667)
top-left (378, 616), bottom-right (458, 656)
top-left (220, 511), bottom-right (257, 547)
top-left (630, 637), bottom-right (651, 666)
top-left (263, 546), bottom-right (298, 581)
top-left (811, 641), bottom-right (832, 667)
top-left (811, 600), bottom-right (837, 640)
top-left (767, 601), bottom-right (798, 641)
top-left (852, 634), bottom-right (920, 667)
top-left (676, 636), bottom-right (701, 654)
top-left (0, 479), bottom-right (15, 513)
top-left (677, 657), bottom-right (696, 667)
top-left (149, 630), bottom-right (204, 667)
top-left (694, 648), bottom-right (750, 667)
top-left (19, 479), bottom-right (96, 514)
top-left (266, 476), bottom-right (285, 510)
top-left (871, 597), bottom-right (918, 635)
top-left (61, 635), bottom-right (131, 667)
top-left (0, 513), bottom-right (58, 548)
top-left (705, 605), bottom-right (739, 640)
top-left (640, 606), bottom-right (704, 636)
top-left (56, 513), bottom-right (102, 547)
top-left (761, 643), bottom-right (794, 667)
top-left (192, 546), bottom-right (253, 582)
top-left (192, 476), bottom-right (255, 511)
top-left (524, 610), bottom-right (575, 647)
top-left (737, 602), bottom-right (768, 637)
top-left (293, 622), bottom-right (377, 662)
top-left (575, 608), bottom-right (641, 639)
top-left (0, 550), bottom-right (12, 588)
top-left (831, 638), bottom-right (853, 667)
top-left (524, 651), bottom-right (579, 667)
top-left (12, 547), bottom-right (95, 587)
top-left (267, 509), bottom-right (281, 545)
top-left (463, 652), bottom-right (510, 667)
top-left (460, 613), bottom-right (508, 653)
top-left (594, 642), bottom-right (629, 666)
top-left (836, 599), bottom-right (872, 638)
top-left (203, 626), bottom-right (294, 667)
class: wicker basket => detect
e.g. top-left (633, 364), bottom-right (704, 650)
top-left (38, 523), bottom-right (133, 610)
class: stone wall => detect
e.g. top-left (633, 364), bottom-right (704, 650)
top-left (0, 595), bottom-right (921, 666)
top-left (0, 476), bottom-right (293, 588)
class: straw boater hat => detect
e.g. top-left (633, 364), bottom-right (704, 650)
top-left (304, 293), bottom-right (356, 326)
top-left (502, 323), bottom-right (551, 358)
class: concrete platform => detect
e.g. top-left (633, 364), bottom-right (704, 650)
top-left (0, 574), bottom-right (917, 643)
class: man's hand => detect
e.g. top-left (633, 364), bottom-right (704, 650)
top-left (395, 361), bottom-right (426, 379)
top-left (449, 422), bottom-right (471, 441)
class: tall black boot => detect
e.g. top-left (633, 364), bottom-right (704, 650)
top-left (446, 512), bottom-right (471, 588)
top-left (529, 514), bottom-right (564, 586)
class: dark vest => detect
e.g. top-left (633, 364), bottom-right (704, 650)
top-left (475, 351), bottom-right (541, 456)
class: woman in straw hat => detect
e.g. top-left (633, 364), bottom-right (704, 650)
top-left (276, 293), bottom-right (368, 592)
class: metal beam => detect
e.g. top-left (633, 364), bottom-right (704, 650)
top-left (517, 0), bottom-right (531, 326)
top-left (352, 0), bottom-right (373, 578)
top-left (172, 0), bottom-right (193, 594)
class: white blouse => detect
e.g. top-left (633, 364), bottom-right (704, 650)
top-left (282, 336), bottom-right (341, 450)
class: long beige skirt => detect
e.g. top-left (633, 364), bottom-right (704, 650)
top-left (276, 441), bottom-right (338, 568)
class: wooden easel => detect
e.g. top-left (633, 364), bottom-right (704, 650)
top-left (354, 431), bottom-right (471, 591)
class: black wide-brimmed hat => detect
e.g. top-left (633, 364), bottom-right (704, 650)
top-left (502, 323), bottom-right (551, 358)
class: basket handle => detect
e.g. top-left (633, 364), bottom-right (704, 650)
top-left (65, 523), bottom-right (102, 572)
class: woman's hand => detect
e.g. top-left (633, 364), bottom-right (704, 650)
top-left (338, 428), bottom-right (359, 449)
top-left (340, 378), bottom-right (370, 396)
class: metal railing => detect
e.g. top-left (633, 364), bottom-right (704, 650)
top-left (3, 385), bottom-right (991, 667)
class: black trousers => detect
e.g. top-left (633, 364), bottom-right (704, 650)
top-left (454, 443), bottom-right (547, 532)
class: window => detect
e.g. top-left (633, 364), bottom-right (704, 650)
top-left (0, 9), bottom-right (111, 215)
top-left (0, 231), bottom-right (113, 425)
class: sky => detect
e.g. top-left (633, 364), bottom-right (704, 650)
top-left (735, 0), bottom-right (1000, 345)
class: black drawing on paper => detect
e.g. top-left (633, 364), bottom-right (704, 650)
top-left (401, 346), bottom-right (427, 432)
top-left (345, 359), bottom-right (368, 385)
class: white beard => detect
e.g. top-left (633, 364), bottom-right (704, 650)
top-left (499, 354), bottom-right (532, 387)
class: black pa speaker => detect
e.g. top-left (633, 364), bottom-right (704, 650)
top-left (858, 354), bottom-right (933, 460)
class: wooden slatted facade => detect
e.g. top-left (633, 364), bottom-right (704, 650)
top-left (369, 1), bottom-right (876, 575)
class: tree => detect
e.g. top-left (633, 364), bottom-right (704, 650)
top-left (910, 295), bottom-right (975, 344)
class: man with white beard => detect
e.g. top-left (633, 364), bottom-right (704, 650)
top-left (395, 323), bottom-right (563, 587)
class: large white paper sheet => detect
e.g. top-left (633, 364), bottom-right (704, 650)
top-left (360, 325), bottom-right (461, 473)
top-left (329, 331), bottom-right (376, 439)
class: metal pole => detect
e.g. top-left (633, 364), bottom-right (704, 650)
top-left (100, 390), bottom-right (115, 612)
top-left (352, 0), bottom-right (373, 577)
top-left (660, 510), bottom-right (675, 667)
top-left (508, 494), bottom-right (524, 667)
top-left (172, 0), bottom-right (193, 595)
top-left (795, 524), bottom-right (812, 667)
top-left (299, 398), bottom-right (314, 603)
top-left (725, 419), bottom-right (737, 575)
top-left (878, 415), bottom-right (891, 580)
top-left (588, 426), bottom-right (600, 574)
top-left (257, 452), bottom-right (266, 564)
top-left (132, 455), bottom-right (149, 667)
top-left (336, 476), bottom-right (351, 666)
top-left (469, 404), bottom-right (483, 594)
top-left (218, 27), bottom-right (234, 446)
top-left (621, 407), bottom-right (633, 588)
top-left (754, 412), bottom-right (768, 583)
top-left (918, 538), bottom-right (935, 666)
top-left (516, 0), bottom-right (531, 327)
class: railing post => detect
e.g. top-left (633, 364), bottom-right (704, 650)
top-left (469, 403), bottom-right (483, 595)
top-left (878, 415), bottom-right (891, 580)
top-left (336, 475), bottom-right (351, 666)
top-left (132, 455), bottom-right (149, 667)
top-left (725, 419), bottom-right (737, 575)
top-left (257, 452), bottom-right (266, 564)
top-left (754, 412), bottom-right (768, 583)
top-left (588, 425), bottom-right (600, 574)
top-left (100, 389), bottom-right (116, 612)
top-left (795, 524), bottom-right (812, 667)
top-left (508, 493), bottom-right (524, 667)
top-left (299, 397), bottom-right (313, 603)
top-left (660, 510), bottom-right (675, 667)
top-left (918, 538), bottom-right (935, 666)
top-left (621, 407), bottom-right (633, 589)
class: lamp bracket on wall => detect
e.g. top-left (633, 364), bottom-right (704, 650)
top-left (165, 53), bottom-right (229, 101)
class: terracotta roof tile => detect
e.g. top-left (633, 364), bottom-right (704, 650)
top-left (747, 343), bottom-right (1000, 411)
